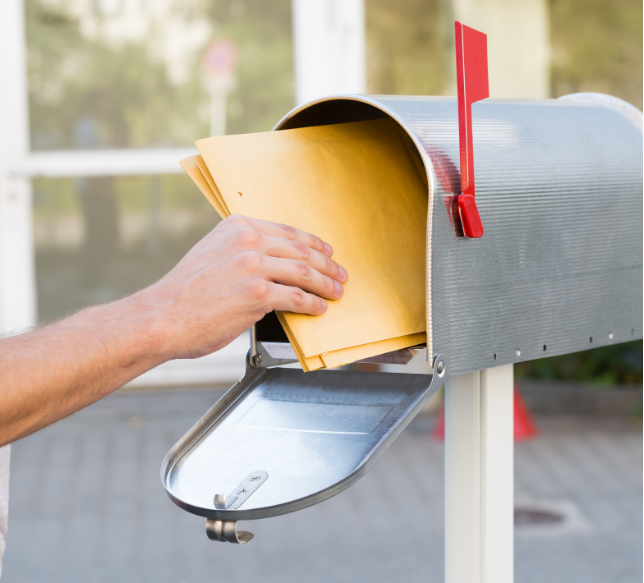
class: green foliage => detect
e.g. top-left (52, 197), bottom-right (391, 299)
top-left (26, 0), bottom-right (207, 149)
top-left (516, 340), bottom-right (643, 387)
top-left (26, 0), bottom-right (294, 149)
top-left (210, 1), bottom-right (295, 135)
top-left (32, 177), bottom-right (78, 218)
top-left (366, 0), bottom-right (448, 96)
top-left (550, 0), bottom-right (643, 109)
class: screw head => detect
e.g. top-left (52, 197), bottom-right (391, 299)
top-left (436, 361), bottom-right (445, 376)
top-left (250, 475), bottom-right (261, 482)
top-left (237, 488), bottom-right (247, 495)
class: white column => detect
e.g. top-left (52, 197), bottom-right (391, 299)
top-left (445, 370), bottom-right (482, 583)
top-left (0, 0), bottom-right (37, 334)
top-left (445, 364), bottom-right (514, 583)
top-left (480, 364), bottom-right (514, 582)
top-left (292, 0), bottom-right (366, 106)
top-left (450, 0), bottom-right (550, 99)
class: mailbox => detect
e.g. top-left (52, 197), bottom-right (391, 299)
top-left (161, 91), bottom-right (642, 543)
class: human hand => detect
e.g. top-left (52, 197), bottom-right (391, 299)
top-left (140, 214), bottom-right (348, 360)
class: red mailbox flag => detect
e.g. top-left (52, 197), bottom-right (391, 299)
top-left (455, 21), bottom-right (489, 238)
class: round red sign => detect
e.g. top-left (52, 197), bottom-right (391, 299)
top-left (202, 39), bottom-right (239, 76)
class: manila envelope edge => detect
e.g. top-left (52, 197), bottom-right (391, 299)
top-left (281, 308), bottom-right (426, 370)
top-left (194, 155), bottom-right (230, 216)
top-left (179, 157), bottom-right (228, 219)
top-left (275, 312), bottom-right (324, 371)
top-left (320, 332), bottom-right (427, 369)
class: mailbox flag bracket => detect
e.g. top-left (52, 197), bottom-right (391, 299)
top-left (455, 21), bottom-right (489, 238)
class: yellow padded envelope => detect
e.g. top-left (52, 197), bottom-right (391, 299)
top-left (182, 118), bottom-right (428, 369)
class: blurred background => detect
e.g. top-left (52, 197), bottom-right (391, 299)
top-left (0, 0), bottom-right (640, 387)
top-left (2, 0), bottom-right (640, 388)
top-left (0, 1), bottom-right (642, 582)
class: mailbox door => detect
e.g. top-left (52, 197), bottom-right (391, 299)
top-left (161, 361), bottom-right (446, 521)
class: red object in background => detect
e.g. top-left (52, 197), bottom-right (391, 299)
top-left (202, 39), bottom-right (239, 77)
top-left (513, 386), bottom-right (539, 440)
top-left (431, 385), bottom-right (538, 441)
top-left (455, 21), bottom-right (489, 238)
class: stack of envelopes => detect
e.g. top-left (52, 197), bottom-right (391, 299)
top-left (180, 118), bottom-right (428, 371)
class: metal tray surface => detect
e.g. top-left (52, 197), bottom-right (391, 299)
top-left (161, 364), bottom-right (445, 521)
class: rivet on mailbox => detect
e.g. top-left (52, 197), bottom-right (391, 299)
top-left (161, 23), bottom-right (643, 545)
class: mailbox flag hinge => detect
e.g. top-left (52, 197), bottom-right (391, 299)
top-left (455, 21), bottom-right (489, 239)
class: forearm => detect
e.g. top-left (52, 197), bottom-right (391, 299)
top-left (0, 215), bottom-right (347, 447)
top-left (0, 291), bottom-right (169, 446)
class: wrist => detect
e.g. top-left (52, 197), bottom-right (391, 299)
top-left (57, 291), bottom-right (173, 377)
top-left (121, 285), bottom-right (180, 363)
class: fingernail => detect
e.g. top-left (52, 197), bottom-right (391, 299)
top-left (334, 281), bottom-right (344, 297)
top-left (324, 242), bottom-right (333, 256)
top-left (320, 298), bottom-right (328, 311)
top-left (338, 265), bottom-right (348, 282)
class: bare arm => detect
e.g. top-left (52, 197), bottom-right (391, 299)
top-left (0, 214), bottom-right (348, 446)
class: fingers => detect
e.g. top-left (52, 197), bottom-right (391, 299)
top-left (242, 216), bottom-right (334, 258)
top-left (263, 257), bottom-right (344, 301)
top-left (221, 215), bottom-right (347, 284)
top-left (261, 233), bottom-right (348, 284)
top-left (269, 283), bottom-right (329, 316)
top-left (217, 215), bottom-right (348, 317)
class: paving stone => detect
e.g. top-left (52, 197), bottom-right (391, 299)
top-left (2, 389), bottom-right (641, 583)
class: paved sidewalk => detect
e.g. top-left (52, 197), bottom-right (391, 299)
top-left (2, 388), bottom-right (641, 583)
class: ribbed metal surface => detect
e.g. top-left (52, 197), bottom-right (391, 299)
top-left (276, 94), bottom-right (643, 375)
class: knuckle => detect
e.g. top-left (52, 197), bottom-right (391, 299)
top-left (238, 250), bottom-right (263, 273)
top-left (279, 223), bottom-right (298, 240)
top-left (292, 289), bottom-right (306, 306)
top-left (224, 214), bottom-right (248, 227)
top-left (311, 235), bottom-right (324, 251)
top-left (323, 276), bottom-right (334, 293)
top-left (296, 261), bottom-right (311, 279)
top-left (293, 241), bottom-right (309, 259)
top-left (248, 279), bottom-right (270, 302)
top-left (234, 226), bottom-right (262, 247)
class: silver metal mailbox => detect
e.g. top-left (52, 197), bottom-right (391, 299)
top-left (162, 92), bottom-right (642, 543)
top-left (275, 92), bottom-right (643, 375)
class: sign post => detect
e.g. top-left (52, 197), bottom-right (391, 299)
top-left (202, 39), bottom-right (239, 137)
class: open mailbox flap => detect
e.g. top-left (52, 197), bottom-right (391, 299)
top-left (161, 351), bottom-right (447, 541)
